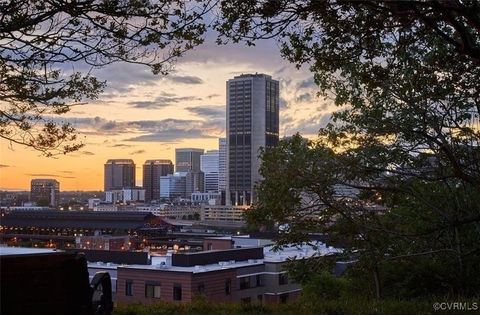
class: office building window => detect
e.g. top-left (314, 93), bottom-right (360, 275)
top-left (145, 283), bottom-right (161, 299)
top-left (125, 280), bottom-right (133, 296)
top-left (279, 273), bottom-right (288, 285)
top-left (225, 279), bottom-right (232, 295)
top-left (173, 283), bottom-right (182, 301)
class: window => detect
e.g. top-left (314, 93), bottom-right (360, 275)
top-left (125, 280), bottom-right (133, 296)
top-left (279, 273), bottom-right (288, 285)
top-left (256, 275), bottom-right (263, 287)
top-left (225, 279), bottom-right (232, 295)
top-left (145, 283), bottom-right (161, 299)
top-left (173, 283), bottom-right (182, 301)
top-left (239, 276), bottom-right (251, 290)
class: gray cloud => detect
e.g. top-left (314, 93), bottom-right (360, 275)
top-left (168, 75), bottom-right (203, 84)
top-left (110, 144), bottom-right (134, 148)
top-left (59, 115), bottom-right (224, 142)
top-left (130, 149), bottom-right (146, 155)
top-left (279, 97), bottom-right (288, 108)
top-left (296, 93), bottom-right (313, 103)
top-left (26, 173), bottom-right (76, 179)
top-left (206, 94), bottom-right (220, 99)
top-left (126, 128), bottom-right (217, 142)
top-left (185, 106), bottom-right (225, 119)
top-left (128, 93), bottom-right (201, 109)
top-left (298, 77), bottom-right (316, 89)
top-left (58, 171), bottom-right (74, 174)
top-left (81, 151), bottom-right (95, 156)
top-left (125, 118), bottom-right (223, 142)
top-left (0, 164), bottom-right (10, 168)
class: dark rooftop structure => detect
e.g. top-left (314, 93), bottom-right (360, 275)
top-left (1, 210), bottom-right (158, 230)
top-left (171, 247), bottom-right (264, 267)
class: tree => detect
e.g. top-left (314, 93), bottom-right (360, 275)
top-left (216, 0), bottom-right (480, 298)
top-left (1, 0), bottom-right (213, 155)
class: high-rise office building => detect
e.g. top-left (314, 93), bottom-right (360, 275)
top-left (160, 172), bottom-right (187, 200)
top-left (186, 171), bottom-right (204, 197)
top-left (218, 138), bottom-right (227, 192)
top-left (30, 179), bottom-right (60, 207)
top-left (104, 159), bottom-right (136, 191)
top-left (143, 159), bottom-right (174, 202)
top-left (226, 73), bottom-right (279, 205)
top-left (175, 148), bottom-right (204, 172)
top-left (201, 150), bottom-right (219, 193)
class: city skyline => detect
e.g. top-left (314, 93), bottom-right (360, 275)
top-left (0, 38), bottom-right (334, 191)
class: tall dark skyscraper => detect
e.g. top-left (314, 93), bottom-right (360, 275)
top-left (143, 159), bottom-right (174, 202)
top-left (30, 178), bottom-right (60, 207)
top-left (104, 159), bottom-right (136, 191)
top-left (226, 73), bottom-right (279, 206)
top-left (175, 148), bottom-right (204, 172)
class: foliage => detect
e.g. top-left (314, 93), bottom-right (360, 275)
top-left (218, 0), bottom-right (480, 299)
top-left (1, 0), bottom-right (213, 155)
top-left (113, 299), bottom-right (437, 315)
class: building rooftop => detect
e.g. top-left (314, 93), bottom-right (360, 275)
top-left (0, 246), bottom-right (60, 256)
top-left (118, 242), bottom-right (341, 273)
top-left (105, 159), bottom-right (134, 164)
top-left (1, 210), bottom-right (157, 229)
top-left (233, 73), bottom-right (272, 79)
top-left (144, 160), bottom-right (173, 165)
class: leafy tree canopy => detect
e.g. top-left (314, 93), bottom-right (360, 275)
top-left (215, 0), bottom-right (480, 298)
top-left (1, 0), bottom-right (213, 155)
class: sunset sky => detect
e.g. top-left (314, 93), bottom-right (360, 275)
top-left (0, 36), bottom-right (335, 191)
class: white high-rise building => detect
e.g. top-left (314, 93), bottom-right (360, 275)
top-left (201, 150), bottom-right (219, 193)
top-left (226, 74), bottom-right (279, 206)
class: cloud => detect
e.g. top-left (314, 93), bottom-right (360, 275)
top-left (297, 77), bottom-right (316, 89)
top-left (58, 114), bottom-right (224, 142)
top-left (0, 164), bottom-right (10, 168)
top-left (167, 75), bottom-right (204, 84)
top-left (110, 144), bottom-right (134, 148)
top-left (128, 93), bottom-right (201, 109)
top-left (80, 151), bottom-right (95, 156)
top-left (128, 101), bottom-right (164, 109)
top-left (296, 92), bottom-right (313, 103)
top-left (58, 171), bottom-right (74, 174)
top-left (205, 94), bottom-right (220, 99)
top-left (25, 173), bottom-right (76, 179)
top-left (126, 129), bottom-right (217, 142)
top-left (185, 106), bottom-right (225, 119)
top-left (279, 97), bottom-right (289, 108)
top-left (125, 118), bottom-right (224, 142)
top-left (130, 149), bottom-right (146, 155)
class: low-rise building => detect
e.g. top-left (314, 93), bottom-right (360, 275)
top-left (136, 204), bottom-right (201, 220)
top-left (201, 205), bottom-right (248, 222)
top-left (115, 243), bottom-right (340, 305)
top-left (105, 187), bottom-right (145, 204)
